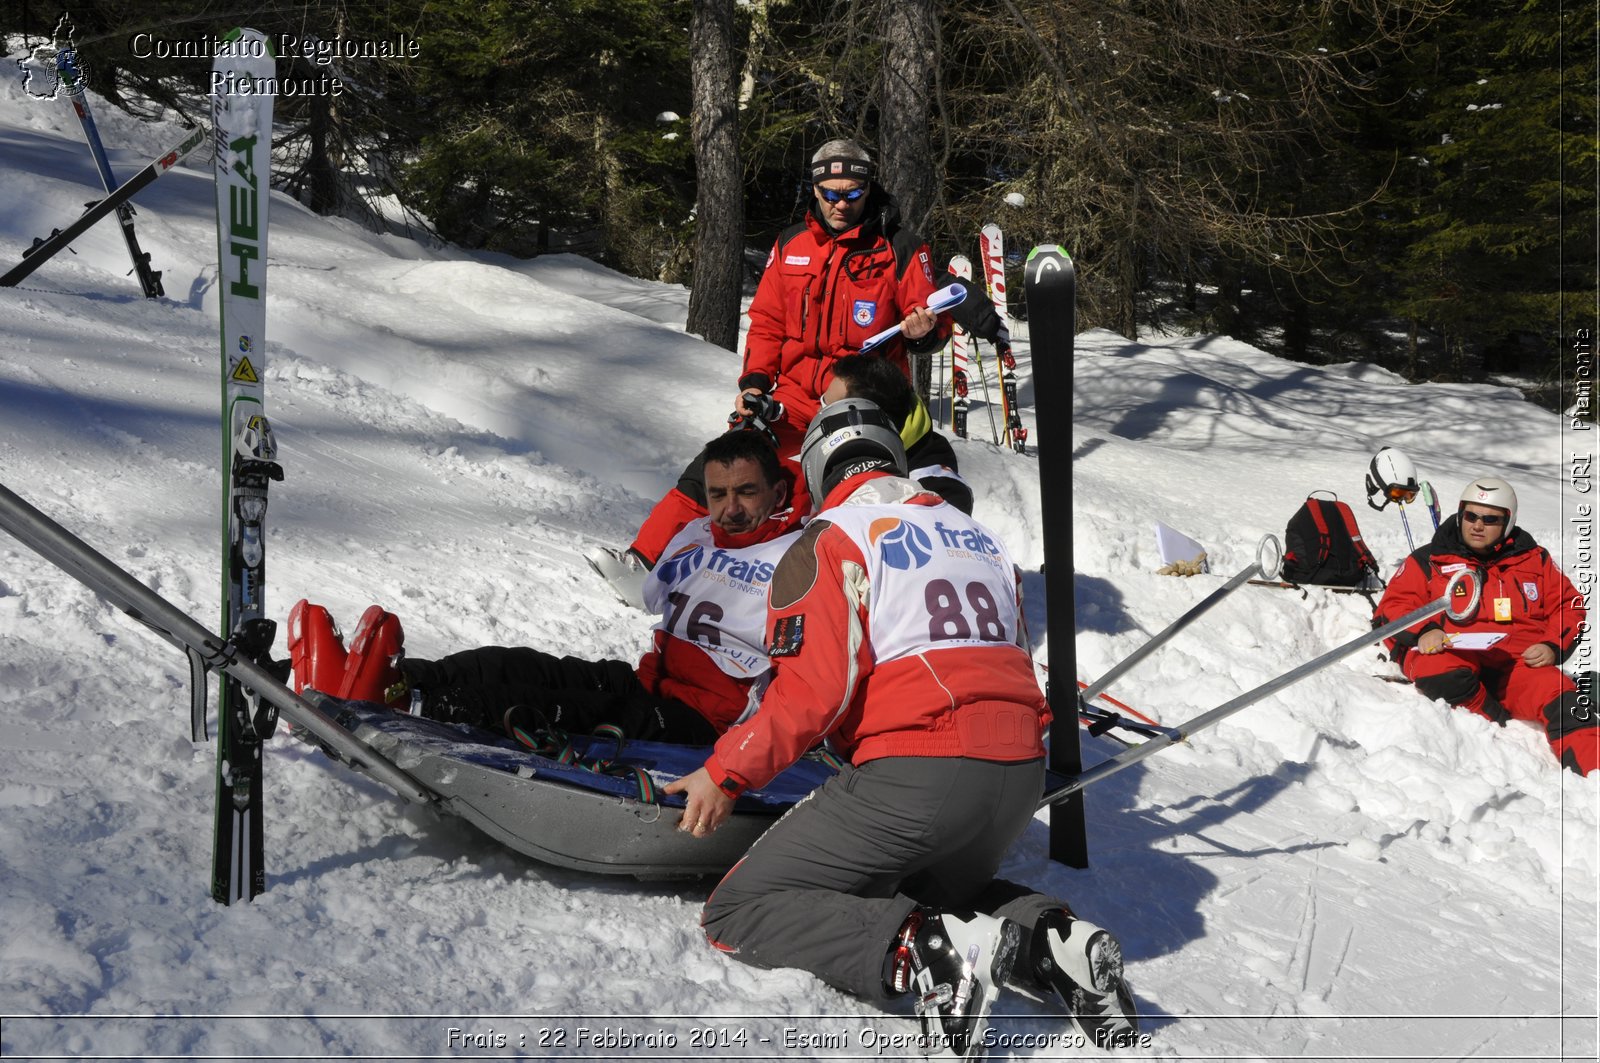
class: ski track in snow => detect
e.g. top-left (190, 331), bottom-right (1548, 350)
top-left (0, 60), bottom-right (1595, 1061)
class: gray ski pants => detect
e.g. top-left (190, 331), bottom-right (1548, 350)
top-left (700, 755), bottom-right (1065, 1002)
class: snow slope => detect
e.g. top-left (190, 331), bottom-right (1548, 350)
top-left (0, 66), bottom-right (1596, 1061)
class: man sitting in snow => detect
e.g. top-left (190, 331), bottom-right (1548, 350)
top-left (288, 430), bottom-right (801, 746)
top-left (1375, 475), bottom-right (1595, 774)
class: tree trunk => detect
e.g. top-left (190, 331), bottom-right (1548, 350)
top-left (878, 0), bottom-right (937, 236)
top-left (686, 0), bottom-right (744, 352)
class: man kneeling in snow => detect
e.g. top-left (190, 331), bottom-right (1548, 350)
top-left (1375, 475), bottom-right (1595, 774)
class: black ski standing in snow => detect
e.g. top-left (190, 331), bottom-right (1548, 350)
top-left (1024, 245), bottom-right (1087, 867)
top-left (212, 28), bottom-right (279, 905)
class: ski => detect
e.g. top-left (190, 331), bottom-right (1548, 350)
top-left (212, 28), bottom-right (279, 906)
top-left (1023, 245), bottom-right (1085, 866)
top-left (0, 125), bottom-right (204, 289)
top-left (55, 48), bottom-right (164, 298)
top-left (947, 255), bottom-right (974, 439)
top-left (979, 223), bottom-right (1026, 453)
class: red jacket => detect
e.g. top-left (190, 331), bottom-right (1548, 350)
top-left (1376, 515), bottom-right (1583, 666)
top-left (704, 473), bottom-right (1048, 796)
top-left (743, 191), bottom-right (947, 426)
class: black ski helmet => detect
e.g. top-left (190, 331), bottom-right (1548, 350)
top-left (799, 398), bottom-right (907, 505)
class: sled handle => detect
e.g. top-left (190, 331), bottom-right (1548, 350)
top-left (1256, 533), bottom-right (1283, 581)
top-left (1043, 567), bottom-right (1479, 807)
top-left (1442, 567), bottom-right (1482, 623)
top-left (1078, 534), bottom-right (1284, 707)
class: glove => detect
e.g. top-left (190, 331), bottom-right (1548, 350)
top-left (997, 339), bottom-right (1016, 371)
top-left (1157, 553), bottom-right (1208, 577)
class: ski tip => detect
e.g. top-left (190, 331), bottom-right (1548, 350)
top-left (1025, 244), bottom-right (1071, 264)
top-left (220, 26), bottom-right (277, 58)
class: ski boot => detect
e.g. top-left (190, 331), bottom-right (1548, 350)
top-left (287, 599), bottom-right (347, 696)
top-left (1026, 910), bottom-right (1138, 1050)
top-left (336, 604), bottom-right (409, 709)
top-left (888, 907), bottom-right (1020, 1060)
top-left (585, 545), bottom-right (651, 610)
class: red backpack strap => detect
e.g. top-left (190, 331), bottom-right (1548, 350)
top-left (1332, 500), bottom-right (1380, 574)
top-left (1304, 495), bottom-right (1334, 560)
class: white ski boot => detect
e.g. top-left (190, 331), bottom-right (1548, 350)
top-left (584, 544), bottom-right (649, 610)
top-left (889, 907), bottom-right (1020, 1060)
top-left (1030, 910), bottom-right (1138, 1050)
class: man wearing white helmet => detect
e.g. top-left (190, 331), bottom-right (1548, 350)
top-left (1375, 475), bottom-right (1595, 774)
top-left (665, 398), bottom-right (1138, 1057)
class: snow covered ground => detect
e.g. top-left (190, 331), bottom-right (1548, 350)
top-left (1, 63), bottom-right (1596, 1062)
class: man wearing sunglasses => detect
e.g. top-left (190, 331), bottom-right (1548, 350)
top-left (1375, 475), bottom-right (1595, 774)
top-left (623, 138), bottom-right (951, 566)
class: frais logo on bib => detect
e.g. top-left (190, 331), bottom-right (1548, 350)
top-left (706, 548), bottom-right (777, 587)
top-left (869, 518), bottom-right (934, 570)
top-left (655, 543), bottom-right (706, 584)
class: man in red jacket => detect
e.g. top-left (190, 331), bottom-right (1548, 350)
top-left (626, 138), bottom-right (950, 565)
top-left (289, 431), bottom-right (800, 745)
top-left (666, 398), bottom-right (1137, 1056)
top-left (1376, 475), bottom-right (1595, 774)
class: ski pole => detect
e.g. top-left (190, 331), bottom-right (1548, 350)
top-left (1040, 567), bottom-right (1481, 806)
top-left (0, 480), bottom-right (433, 804)
top-left (1398, 501), bottom-right (1418, 551)
top-left (971, 341), bottom-right (1001, 444)
top-left (1079, 534), bottom-right (1283, 706)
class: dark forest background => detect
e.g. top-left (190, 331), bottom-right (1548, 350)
top-left (6, 0), bottom-right (1594, 409)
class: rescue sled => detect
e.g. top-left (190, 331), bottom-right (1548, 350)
top-left (305, 694), bottom-right (837, 880)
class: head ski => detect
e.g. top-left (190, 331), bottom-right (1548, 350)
top-left (212, 27), bottom-right (278, 905)
top-left (1023, 244), bottom-right (1083, 867)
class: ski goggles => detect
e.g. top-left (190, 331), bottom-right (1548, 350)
top-left (817, 186), bottom-right (867, 204)
top-left (1382, 483), bottom-right (1419, 503)
top-left (1461, 510), bottom-right (1505, 526)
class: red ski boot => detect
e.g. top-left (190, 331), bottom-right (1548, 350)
top-left (287, 599), bottom-right (348, 696)
top-left (338, 604), bottom-right (408, 709)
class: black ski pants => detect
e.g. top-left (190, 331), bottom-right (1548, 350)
top-left (401, 646), bottom-right (717, 745)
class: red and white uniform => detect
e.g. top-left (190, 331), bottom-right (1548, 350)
top-left (636, 516), bottom-right (801, 733)
top-left (705, 473), bottom-right (1047, 795)
top-left (1377, 516), bottom-right (1593, 772)
top-left (744, 198), bottom-right (947, 431)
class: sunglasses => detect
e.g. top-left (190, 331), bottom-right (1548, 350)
top-left (817, 186), bottom-right (866, 204)
top-left (1461, 510), bottom-right (1505, 526)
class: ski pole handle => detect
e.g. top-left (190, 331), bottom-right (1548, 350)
top-left (1042, 568), bottom-right (1481, 807)
top-left (858, 283), bottom-right (967, 354)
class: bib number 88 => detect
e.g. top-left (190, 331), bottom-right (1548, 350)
top-left (925, 579), bottom-right (1007, 642)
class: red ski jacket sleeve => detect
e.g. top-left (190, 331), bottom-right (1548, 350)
top-left (703, 516), bottom-right (870, 794)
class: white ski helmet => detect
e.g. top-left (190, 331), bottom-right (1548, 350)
top-left (1365, 446), bottom-right (1419, 507)
top-left (1459, 476), bottom-right (1517, 531)
top-left (799, 397), bottom-right (906, 504)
